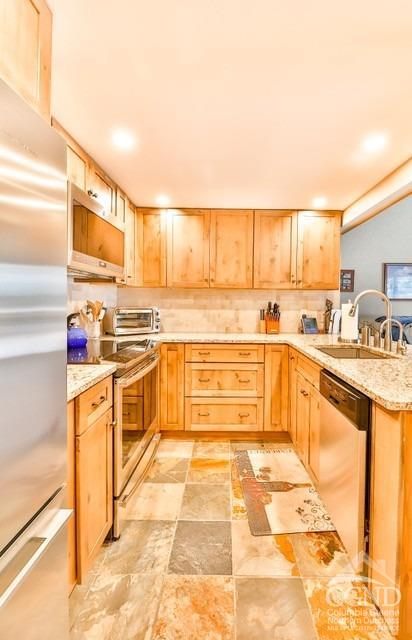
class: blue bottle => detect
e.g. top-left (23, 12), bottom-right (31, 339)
top-left (67, 313), bottom-right (88, 348)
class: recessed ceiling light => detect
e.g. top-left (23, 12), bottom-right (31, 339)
top-left (362, 132), bottom-right (388, 154)
top-left (312, 196), bottom-right (327, 208)
top-left (111, 129), bottom-right (136, 151)
top-left (155, 194), bottom-right (170, 207)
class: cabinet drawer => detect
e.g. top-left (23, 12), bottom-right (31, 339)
top-left (185, 398), bottom-right (263, 431)
top-left (75, 377), bottom-right (113, 436)
top-left (186, 363), bottom-right (263, 397)
top-left (296, 354), bottom-right (320, 389)
top-left (185, 343), bottom-right (264, 363)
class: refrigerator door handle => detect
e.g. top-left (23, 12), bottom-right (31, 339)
top-left (0, 509), bottom-right (72, 608)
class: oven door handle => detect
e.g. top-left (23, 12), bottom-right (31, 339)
top-left (115, 353), bottom-right (159, 387)
top-left (119, 434), bottom-right (160, 507)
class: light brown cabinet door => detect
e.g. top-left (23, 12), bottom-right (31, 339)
top-left (210, 210), bottom-right (253, 288)
top-left (76, 409), bottom-right (113, 583)
top-left (0, 0), bottom-right (52, 119)
top-left (295, 372), bottom-right (310, 464)
top-left (88, 164), bottom-right (116, 218)
top-left (254, 210), bottom-right (297, 288)
top-left (136, 208), bottom-right (167, 287)
top-left (264, 345), bottom-right (289, 431)
top-left (67, 400), bottom-right (76, 593)
top-left (297, 210), bottom-right (341, 289)
top-left (288, 350), bottom-right (298, 444)
top-left (308, 386), bottom-right (320, 482)
top-left (115, 189), bottom-right (127, 230)
top-left (67, 146), bottom-right (88, 192)
top-left (160, 343), bottom-right (185, 430)
top-left (124, 201), bottom-right (136, 286)
top-left (167, 209), bottom-right (210, 287)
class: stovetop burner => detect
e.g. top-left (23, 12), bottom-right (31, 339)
top-left (67, 337), bottom-right (158, 371)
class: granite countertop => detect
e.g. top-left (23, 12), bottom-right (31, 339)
top-left (132, 332), bottom-right (412, 411)
top-left (67, 364), bottom-right (116, 402)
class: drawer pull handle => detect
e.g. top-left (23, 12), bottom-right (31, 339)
top-left (300, 390), bottom-right (309, 397)
top-left (91, 395), bottom-right (106, 409)
top-left (239, 378), bottom-right (251, 383)
top-left (239, 412), bottom-right (250, 418)
top-left (198, 378), bottom-right (211, 383)
top-left (198, 351), bottom-right (210, 355)
top-left (198, 412), bottom-right (210, 417)
top-left (239, 352), bottom-right (251, 356)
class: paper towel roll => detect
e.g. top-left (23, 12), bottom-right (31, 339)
top-left (341, 302), bottom-right (359, 341)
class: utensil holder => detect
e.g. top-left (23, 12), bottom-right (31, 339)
top-left (88, 321), bottom-right (101, 339)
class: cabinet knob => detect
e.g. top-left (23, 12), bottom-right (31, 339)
top-left (198, 378), bottom-right (210, 383)
top-left (238, 379), bottom-right (251, 383)
top-left (198, 351), bottom-right (210, 355)
top-left (198, 412), bottom-right (210, 417)
top-left (238, 352), bottom-right (251, 356)
top-left (239, 412), bottom-right (250, 418)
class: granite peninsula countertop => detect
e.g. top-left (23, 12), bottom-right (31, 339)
top-left (129, 332), bottom-right (412, 411)
top-left (67, 364), bottom-right (116, 402)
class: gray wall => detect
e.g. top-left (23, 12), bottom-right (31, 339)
top-left (341, 195), bottom-right (412, 319)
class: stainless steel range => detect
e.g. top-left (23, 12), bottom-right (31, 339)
top-left (68, 338), bottom-right (161, 537)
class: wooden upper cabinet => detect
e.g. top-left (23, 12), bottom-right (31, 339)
top-left (167, 209), bottom-right (210, 288)
top-left (115, 189), bottom-right (127, 230)
top-left (0, 0), bottom-right (52, 120)
top-left (254, 210), bottom-right (297, 289)
top-left (136, 208), bottom-right (167, 287)
top-left (88, 163), bottom-right (116, 218)
top-left (210, 210), bottom-right (253, 288)
top-left (297, 210), bottom-right (341, 289)
top-left (125, 201), bottom-right (136, 285)
top-left (67, 145), bottom-right (88, 192)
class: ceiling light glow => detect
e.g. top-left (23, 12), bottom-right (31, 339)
top-left (362, 132), bottom-right (388, 154)
top-left (155, 194), bottom-right (170, 207)
top-left (111, 129), bottom-right (136, 151)
top-left (312, 196), bottom-right (327, 208)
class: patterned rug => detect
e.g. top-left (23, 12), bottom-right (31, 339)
top-left (234, 448), bottom-right (336, 536)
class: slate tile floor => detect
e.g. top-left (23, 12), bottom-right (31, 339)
top-left (70, 439), bottom-right (393, 640)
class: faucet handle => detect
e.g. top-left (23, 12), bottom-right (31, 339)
top-left (396, 339), bottom-right (407, 356)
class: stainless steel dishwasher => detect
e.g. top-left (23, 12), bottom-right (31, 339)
top-left (319, 370), bottom-right (370, 569)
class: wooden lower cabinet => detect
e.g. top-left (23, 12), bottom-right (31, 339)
top-left (76, 408), bottom-right (113, 583)
top-left (185, 397), bottom-right (263, 431)
top-left (308, 386), bottom-right (320, 482)
top-left (67, 376), bottom-right (114, 587)
top-left (288, 349), bottom-right (298, 444)
top-left (264, 345), bottom-right (289, 431)
top-left (160, 343), bottom-right (185, 430)
top-left (67, 400), bottom-right (76, 593)
top-left (295, 372), bottom-right (311, 464)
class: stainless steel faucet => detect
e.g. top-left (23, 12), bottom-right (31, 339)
top-left (380, 318), bottom-right (407, 355)
top-left (348, 289), bottom-right (393, 352)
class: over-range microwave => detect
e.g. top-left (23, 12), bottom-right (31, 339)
top-left (67, 182), bottom-right (125, 279)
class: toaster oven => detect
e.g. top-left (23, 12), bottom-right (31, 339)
top-left (104, 307), bottom-right (160, 335)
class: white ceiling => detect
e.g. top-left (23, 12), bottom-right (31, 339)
top-left (48, 0), bottom-right (412, 209)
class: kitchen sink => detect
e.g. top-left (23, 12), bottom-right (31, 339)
top-left (316, 345), bottom-right (394, 359)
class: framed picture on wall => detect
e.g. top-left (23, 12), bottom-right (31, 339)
top-left (383, 263), bottom-right (412, 300)
top-left (340, 269), bottom-right (355, 292)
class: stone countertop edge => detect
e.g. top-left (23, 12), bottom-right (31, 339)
top-left (132, 332), bottom-right (412, 412)
top-left (67, 364), bottom-right (117, 402)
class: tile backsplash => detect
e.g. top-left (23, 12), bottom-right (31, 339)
top-left (117, 288), bottom-right (341, 333)
top-left (67, 279), bottom-right (117, 323)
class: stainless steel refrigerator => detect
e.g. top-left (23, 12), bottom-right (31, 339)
top-left (0, 80), bottom-right (70, 638)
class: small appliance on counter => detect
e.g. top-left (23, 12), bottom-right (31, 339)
top-left (104, 307), bottom-right (160, 335)
top-left (67, 312), bottom-right (88, 348)
top-left (301, 314), bottom-right (319, 334)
